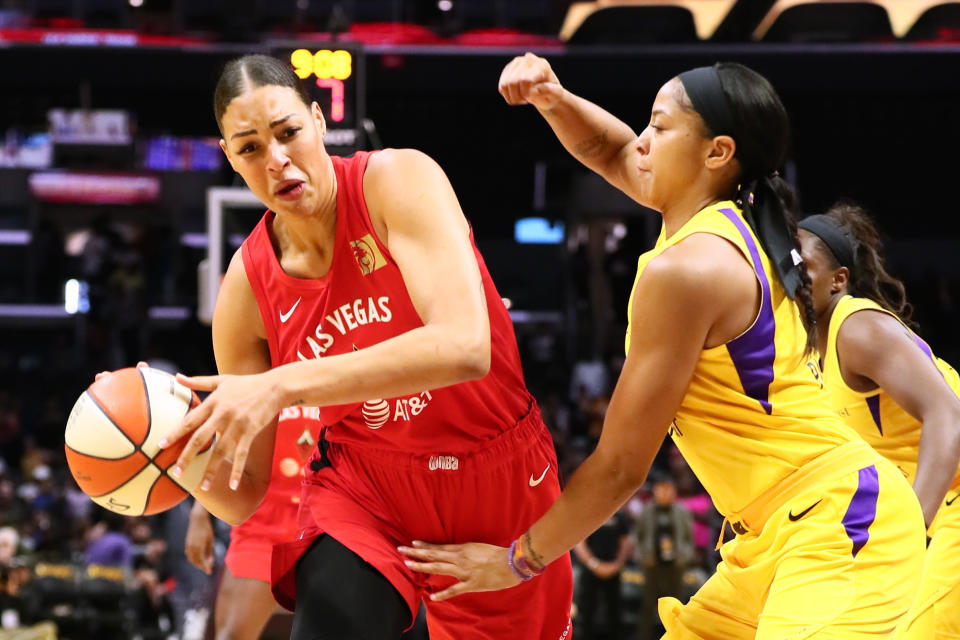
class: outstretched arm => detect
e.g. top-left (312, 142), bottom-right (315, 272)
top-left (400, 235), bottom-right (753, 600)
top-left (838, 310), bottom-right (960, 527)
top-left (499, 53), bottom-right (638, 194)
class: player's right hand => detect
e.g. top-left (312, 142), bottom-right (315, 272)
top-left (498, 52), bottom-right (564, 111)
top-left (185, 501), bottom-right (215, 574)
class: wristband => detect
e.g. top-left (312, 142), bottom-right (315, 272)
top-left (508, 537), bottom-right (545, 581)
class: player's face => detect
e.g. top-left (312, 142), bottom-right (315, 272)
top-left (629, 78), bottom-right (718, 213)
top-left (219, 85), bottom-right (330, 218)
top-left (798, 229), bottom-right (837, 317)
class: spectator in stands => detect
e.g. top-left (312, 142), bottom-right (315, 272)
top-left (573, 507), bottom-right (633, 639)
top-left (0, 528), bottom-right (18, 568)
top-left (84, 512), bottom-right (134, 569)
top-left (636, 473), bottom-right (693, 640)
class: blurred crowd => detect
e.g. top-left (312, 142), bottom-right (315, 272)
top-left (1, 213), bottom-right (959, 639)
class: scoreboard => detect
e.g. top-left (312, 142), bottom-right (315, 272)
top-left (268, 41), bottom-right (366, 154)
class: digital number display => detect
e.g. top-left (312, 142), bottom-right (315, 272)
top-left (278, 46), bottom-right (362, 130)
top-left (290, 49), bottom-right (353, 127)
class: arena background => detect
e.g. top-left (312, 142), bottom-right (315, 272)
top-left (0, 1), bottom-right (958, 638)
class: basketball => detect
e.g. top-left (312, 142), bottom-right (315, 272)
top-left (64, 367), bottom-right (214, 516)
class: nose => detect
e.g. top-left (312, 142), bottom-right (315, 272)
top-left (266, 140), bottom-right (290, 173)
top-left (635, 130), bottom-right (649, 155)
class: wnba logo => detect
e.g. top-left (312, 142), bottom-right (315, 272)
top-left (361, 399), bottom-right (390, 429)
top-left (428, 455), bottom-right (458, 471)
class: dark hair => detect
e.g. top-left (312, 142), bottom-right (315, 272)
top-left (818, 202), bottom-right (916, 329)
top-left (681, 62), bottom-right (817, 354)
top-left (213, 54), bottom-right (311, 134)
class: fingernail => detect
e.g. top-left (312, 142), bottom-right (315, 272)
top-left (430, 595), bottom-right (438, 601)
top-left (396, 546), bottom-right (408, 552)
top-left (229, 478), bottom-right (239, 491)
top-left (201, 479), bottom-right (210, 492)
top-left (158, 438), bottom-right (168, 449)
top-left (171, 465), bottom-right (182, 478)
top-left (404, 560), bottom-right (413, 567)
top-left (412, 540), bottom-right (423, 546)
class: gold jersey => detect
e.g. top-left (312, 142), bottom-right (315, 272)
top-left (626, 201), bottom-right (863, 517)
top-left (823, 294), bottom-right (960, 490)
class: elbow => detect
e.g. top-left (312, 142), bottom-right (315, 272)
top-left (452, 330), bottom-right (490, 381)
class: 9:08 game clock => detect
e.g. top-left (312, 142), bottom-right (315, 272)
top-left (269, 41), bottom-right (366, 154)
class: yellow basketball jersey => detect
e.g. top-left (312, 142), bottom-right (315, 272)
top-left (626, 201), bottom-right (863, 517)
top-left (823, 295), bottom-right (960, 490)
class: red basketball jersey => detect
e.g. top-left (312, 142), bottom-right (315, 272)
top-left (241, 151), bottom-right (533, 453)
top-left (230, 406), bottom-right (320, 538)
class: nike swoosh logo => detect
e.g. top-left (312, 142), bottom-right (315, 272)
top-left (279, 297), bottom-right (302, 323)
top-left (788, 498), bottom-right (822, 522)
top-left (947, 492), bottom-right (960, 507)
top-left (529, 464), bottom-right (550, 487)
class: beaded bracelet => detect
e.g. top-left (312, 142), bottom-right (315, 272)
top-left (507, 537), bottom-right (545, 582)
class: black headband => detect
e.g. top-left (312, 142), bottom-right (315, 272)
top-left (678, 66), bottom-right (738, 138)
top-left (798, 215), bottom-right (856, 269)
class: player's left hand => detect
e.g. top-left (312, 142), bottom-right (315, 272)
top-left (159, 371), bottom-right (282, 493)
top-left (398, 540), bottom-right (521, 601)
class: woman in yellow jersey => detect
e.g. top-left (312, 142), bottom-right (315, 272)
top-left (798, 203), bottom-right (960, 640)
top-left (399, 54), bottom-right (928, 639)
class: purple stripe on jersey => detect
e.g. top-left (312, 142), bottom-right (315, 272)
top-left (719, 208), bottom-right (776, 415)
top-left (865, 395), bottom-right (883, 435)
top-left (841, 465), bottom-right (879, 558)
top-left (915, 335), bottom-right (935, 362)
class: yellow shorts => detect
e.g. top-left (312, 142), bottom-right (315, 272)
top-left (659, 459), bottom-right (926, 639)
top-left (897, 487), bottom-right (960, 640)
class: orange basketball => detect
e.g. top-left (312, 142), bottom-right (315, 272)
top-left (64, 367), bottom-right (214, 516)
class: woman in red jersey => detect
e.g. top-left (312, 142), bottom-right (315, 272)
top-left (159, 54), bottom-right (573, 640)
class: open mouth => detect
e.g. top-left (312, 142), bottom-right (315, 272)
top-left (275, 180), bottom-right (305, 198)
top-left (276, 180), bottom-right (302, 194)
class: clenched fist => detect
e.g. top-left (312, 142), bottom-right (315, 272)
top-left (498, 53), bottom-right (564, 111)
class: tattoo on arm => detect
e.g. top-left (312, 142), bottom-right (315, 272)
top-left (291, 398), bottom-right (305, 406)
top-left (573, 130), bottom-right (609, 159)
top-left (523, 530), bottom-right (546, 569)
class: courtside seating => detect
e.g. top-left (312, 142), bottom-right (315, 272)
top-left (904, 2), bottom-right (960, 40)
top-left (753, 0), bottom-right (895, 42)
top-left (561, 1), bottom-right (737, 42)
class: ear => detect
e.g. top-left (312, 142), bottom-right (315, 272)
top-left (704, 134), bottom-right (736, 170)
top-left (311, 102), bottom-right (327, 138)
top-left (218, 139), bottom-right (238, 173)
top-left (831, 266), bottom-right (850, 294)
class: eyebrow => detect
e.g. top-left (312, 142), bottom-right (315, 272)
top-left (230, 113), bottom-right (297, 140)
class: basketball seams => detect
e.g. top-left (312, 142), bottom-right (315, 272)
top-left (69, 368), bottom-right (211, 515)
top-left (83, 459), bottom-right (151, 499)
top-left (82, 390), bottom-right (140, 451)
top-left (137, 367), bottom-right (154, 455)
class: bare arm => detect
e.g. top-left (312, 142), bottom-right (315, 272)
top-left (498, 53), bottom-right (638, 193)
top-left (187, 250), bottom-right (274, 525)
top-left (270, 148), bottom-right (491, 408)
top-left (400, 235), bottom-right (757, 600)
top-left (838, 310), bottom-right (960, 527)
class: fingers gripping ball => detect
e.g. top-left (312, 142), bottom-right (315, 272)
top-left (64, 367), bottom-right (214, 516)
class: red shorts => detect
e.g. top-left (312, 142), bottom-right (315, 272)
top-left (226, 491), bottom-right (300, 583)
top-left (271, 403), bottom-right (574, 640)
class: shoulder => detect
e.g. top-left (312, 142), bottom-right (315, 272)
top-left (835, 305), bottom-right (911, 381)
top-left (640, 233), bottom-right (754, 305)
top-left (837, 305), bottom-right (908, 354)
top-left (364, 148), bottom-right (447, 196)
